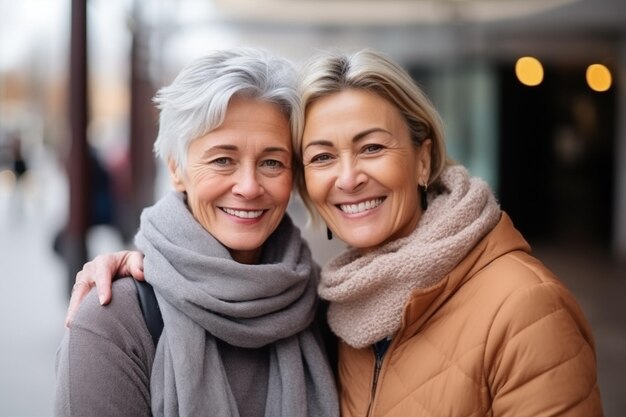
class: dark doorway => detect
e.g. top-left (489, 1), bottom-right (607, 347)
top-left (497, 63), bottom-right (615, 247)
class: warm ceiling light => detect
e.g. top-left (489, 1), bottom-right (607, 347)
top-left (515, 56), bottom-right (543, 87)
top-left (586, 64), bottom-right (612, 92)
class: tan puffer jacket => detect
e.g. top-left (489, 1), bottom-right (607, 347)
top-left (337, 214), bottom-right (603, 417)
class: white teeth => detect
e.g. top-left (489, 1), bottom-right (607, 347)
top-left (222, 208), bottom-right (264, 219)
top-left (339, 198), bottom-right (383, 214)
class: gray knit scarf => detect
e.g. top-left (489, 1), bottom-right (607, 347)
top-left (318, 165), bottom-right (501, 348)
top-left (134, 192), bottom-right (339, 417)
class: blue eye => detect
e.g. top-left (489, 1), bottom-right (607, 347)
top-left (364, 144), bottom-right (383, 153)
top-left (310, 153), bottom-right (333, 163)
top-left (262, 159), bottom-right (284, 169)
top-left (211, 157), bottom-right (232, 166)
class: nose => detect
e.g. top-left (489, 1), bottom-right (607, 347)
top-left (335, 158), bottom-right (367, 192)
top-left (232, 164), bottom-right (264, 199)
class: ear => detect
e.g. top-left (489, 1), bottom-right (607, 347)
top-left (167, 158), bottom-right (186, 192)
top-left (414, 139), bottom-right (432, 185)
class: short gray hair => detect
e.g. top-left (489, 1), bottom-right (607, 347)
top-left (153, 48), bottom-right (301, 170)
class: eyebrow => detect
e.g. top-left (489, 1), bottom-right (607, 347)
top-left (201, 144), bottom-right (290, 159)
top-left (201, 144), bottom-right (236, 159)
top-left (354, 127), bottom-right (391, 141)
top-left (303, 127), bottom-right (391, 151)
top-left (262, 146), bottom-right (291, 154)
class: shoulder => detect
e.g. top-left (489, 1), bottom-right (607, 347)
top-left (73, 277), bottom-right (139, 326)
top-left (449, 248), bottom-right (597, 366)
top-left (475, 252), bottom-right (598, 374)
top-left (470, 249), bottom-right (579, 311)
top-left (56, 278), bottom-right (155, 416)
top-left (71, 277), bottom-right (153, 350)
top-left (453, 251), bottom-right (602, 414)
top-left (469, 250), bottom-right (592, 333)
top-left (476, 252), bottom-right (602, 414)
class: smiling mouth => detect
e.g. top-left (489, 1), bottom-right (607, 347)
top-left (338, 198), bottom-right (385, 214)
top-left (221, 208), bottom-right (265, 219)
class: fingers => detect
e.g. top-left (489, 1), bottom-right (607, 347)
top-left (65, 278), bottom-right (94, 328)
top-left (122, 251), bottom-right (145, 281)
top-left (64, 250), bottom-right (147, 327)
top-left (90, 253), bottom-right (121, 306)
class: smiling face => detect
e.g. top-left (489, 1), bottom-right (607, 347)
top-left (302, 89), bottom-right (431, 252)
top-left (169, 96), bottom-right (293, 264)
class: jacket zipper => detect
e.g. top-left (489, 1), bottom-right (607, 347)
top-left (366, 337), bottom-right (392, 417)
top-left (366, 353), bottom-right (384, 417)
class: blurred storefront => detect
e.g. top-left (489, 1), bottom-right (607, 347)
top-left (1, 0), bottom-right (626, 415)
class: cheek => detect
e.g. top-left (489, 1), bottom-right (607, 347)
top-left (279, 178), bottom-right (294, 204)
top-left (389, 172), bottom-right (419, 204)
top-left (375, 154), bottom-right (419, 188)
top-left (304, 170), bottom-right (327, 204)
top-left (189, 174), bottom-right (219, 197)
top-left (268, 173), bottom-right (294, 207)
top-left (183, 172), bottom-right (226, 210)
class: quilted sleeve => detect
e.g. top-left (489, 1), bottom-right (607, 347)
top-left (486, 278), bottom-right (603, 417)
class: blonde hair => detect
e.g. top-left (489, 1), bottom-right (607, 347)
top-left (296, 48), bottom-right (452, 218)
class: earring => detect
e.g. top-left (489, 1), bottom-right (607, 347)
top-left (326, 226), bottom-right (333, 240)
top-left (419, 183), bottom-right (428, 211)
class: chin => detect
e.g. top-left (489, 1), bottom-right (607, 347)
top-left (226, 240), bottom-right (264, 251)
top-left (342, 233), bottom-right (386, 252)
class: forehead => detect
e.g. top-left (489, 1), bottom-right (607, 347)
top-left (209, 96), bottom-right (292, 146)
top-left (225, 96), bottom-right (288, 126)
top-left (303, 89), bottom-right (407, 142)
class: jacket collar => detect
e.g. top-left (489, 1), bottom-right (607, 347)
top-left (397, 212), bottom-right (530, 341)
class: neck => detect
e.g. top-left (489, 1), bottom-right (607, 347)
top-left (229, 247), bottom-right (262, 264)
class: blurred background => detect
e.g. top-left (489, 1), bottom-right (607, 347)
top-left (1, 0), bottom-right (625, 415)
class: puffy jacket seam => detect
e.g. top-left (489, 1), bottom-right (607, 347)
top-left (507, 252), bottom-right (550, 283)
top-left (385, 392), bottom-right (437, 417)
top-left (509, 331), bottom-right (586, 387)
top-left (486, 308), bottom-right (595, 411)
top-left (387, 393), bottom-right (486, 417)
top-left (481, 255), bottom-right (561, 403)
top-left (383, 340), bottom-right (485, 417)
top-left (556, 377), bottom-right (600, 415)
top-left (506, 305), bottom-right (565, 344)
top-left (420, 335), bottom-right (486, 386)
top-left (388, 389), bottom-right (485, 417)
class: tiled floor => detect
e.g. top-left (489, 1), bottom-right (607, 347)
top-left (1, 150), bottom-right (624, 416)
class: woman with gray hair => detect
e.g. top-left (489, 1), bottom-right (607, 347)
top-left (54, 48), bottom-right (339, 417)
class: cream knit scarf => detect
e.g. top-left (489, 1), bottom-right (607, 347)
top-left (318, 165), bottom-right (501, 348)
